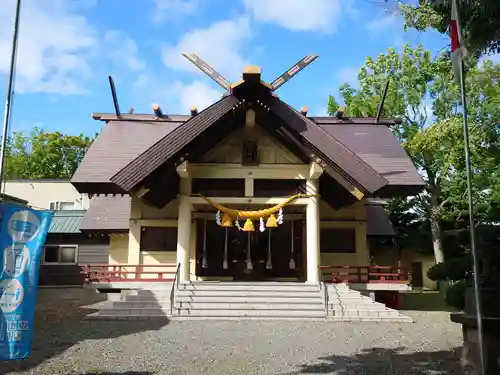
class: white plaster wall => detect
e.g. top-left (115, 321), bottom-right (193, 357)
top-left (3, 180), bottom-right (89, 210)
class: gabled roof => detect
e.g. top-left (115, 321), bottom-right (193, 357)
top-left (111, 94), bottom-right (240, 191)
top-left (72, 71), bottom-right (424, 206)
top-left (109, 91), bottom-right (392, 198)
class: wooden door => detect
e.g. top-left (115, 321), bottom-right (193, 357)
top-left (411, 262), bottom-right (424, 287)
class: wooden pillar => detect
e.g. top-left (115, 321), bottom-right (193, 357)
top-left (306, 178), bottom-right (320, 284)
top-left (176, 178), bottom-right (192, 282)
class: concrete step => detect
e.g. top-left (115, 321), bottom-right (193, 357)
top-left (118, 283), bottom-right (173, 291)
top-left (85, 312), bottom-right (169, 320)
top-left (170, 316), bottom-right (326, 321)
top-left (331, 309), bottom-right (403, 317)
top-left (176, 290), bottom-right (320, 298)
top-left (176, 296), bottom-right (323, 304)
top-left (98, 307), bottom-right (171, 316)
top-left (181, 281), bottom-right (317, 287)
top-left (111, 301), bottom-right (171, 309)
top-left (175, 308), bottom-right (326, 317)
top-left (178, 283), bottom-right (320, 292)
top-left (328, 303), bottom-right (391, 311)
top-left (329, 295), bottom-right (373, 301)
top-left (329, 317), bottom-right (413, 323)
top-left (122, 295), bottom-right (173, 302)
top-left (175, 302), bottom-right (324, 310)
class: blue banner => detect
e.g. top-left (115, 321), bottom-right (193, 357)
top-left (0, 203), bottom-right (52, 360)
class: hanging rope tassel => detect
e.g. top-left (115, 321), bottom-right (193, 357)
top-left (246, 232), bottom-right (253, 270)
top-left (202, 219), bottom-right (208, 268)
top-left (223, 228), bottom-right (229, 269)
top-left (266, 228), bottom-right (273, 270)
top-left (289, 220), bottom-right (296, 270)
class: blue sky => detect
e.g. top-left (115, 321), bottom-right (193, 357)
top-left (0, 0), bottom-right (451, 137)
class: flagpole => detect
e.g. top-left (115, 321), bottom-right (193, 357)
top-left (0, 0), bottom-right (22, 195)
top-left (458, 55), bottom-right (486, 375)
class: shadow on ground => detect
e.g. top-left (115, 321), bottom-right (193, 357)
top-left (282, 347), bottom-right (461, 375)
top-left (1, 288), bottom-right (168, 373)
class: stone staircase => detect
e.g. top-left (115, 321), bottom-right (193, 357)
top-left (173, 281), bottom-right (326, 320)
top-left (85, 282), bottom-right (412, 322)
top-left (325, 283), bottom-right (413, 322)
top-left (85, 283), bottom-right (173, 320)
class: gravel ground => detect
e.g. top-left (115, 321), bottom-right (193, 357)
top-left (1, 309), bottom-right (463, 375)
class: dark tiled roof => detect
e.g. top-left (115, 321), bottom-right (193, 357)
top-left (267, 97), bottom-right (388, 194)
top-left (366, 205), bottom-right (395, 236)
top-left (80, 195), bottom-right (131, 231)
top-left (71, 103), bottom-right (423, 197)
top-left (49, 210), bottom-right (85, 233)
top-left (318, 124), bottom-right (423, 187)
top-left (311, 117), bottom-right (402, 126)
top-left (111, 94), bottom-right (241, 191)
top-left (71, 120), bottom-right (182, 190)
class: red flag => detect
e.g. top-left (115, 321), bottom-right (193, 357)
top-left (450, 0), bottom-right (467, 83)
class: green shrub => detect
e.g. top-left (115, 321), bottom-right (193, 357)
top-left (445, 280), bottom-right (467, 310)
top-left (427, 256), bottom-right (472, 281)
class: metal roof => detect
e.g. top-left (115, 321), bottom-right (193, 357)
top-left (49, 210), bottom-right (85, 233)
top-left (81, 195), bottom-right (130, 231)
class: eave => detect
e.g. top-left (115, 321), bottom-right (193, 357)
top-left (263, 97), bottom-right (389, 195)
top-left (111, 94), bottom-right (241, 192)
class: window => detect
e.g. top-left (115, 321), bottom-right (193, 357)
top-left (320, 228), bottom-right (356, 253)
top-left (140, 227), bottom-right (178, 252)
top-left (43, 245), bottom-right (78, 264)
top-left (49, 201), bottom-right (75, 211)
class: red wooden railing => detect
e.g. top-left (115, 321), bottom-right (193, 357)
top-left (80, 264), bottom-right (178, 283)
top-left (319, 265), bottom-right (410, 284)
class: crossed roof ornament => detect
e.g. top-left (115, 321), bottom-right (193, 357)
top-left (181, 53), bottom-right (318, 93)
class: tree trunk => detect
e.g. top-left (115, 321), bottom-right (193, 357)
top-left (430, 215), bottom-right (444, 264)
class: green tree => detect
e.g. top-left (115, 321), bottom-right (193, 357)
top-left (330, 44), bottom-right (500, 265)
top-left (4, 128), bottom-right (93, 180)
top-left (327, 95), bottom-right (341, 116)
top-left (399, 1), bottom-right (500, 55)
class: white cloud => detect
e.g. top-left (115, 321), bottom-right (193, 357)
top-left (161, 17), bottom-right (251, 82)
top-left (133, 74), bottom-right (221, 113)
top-left (173, 80), bottom-right (221, 111)
top-left (0, 0), bottom-right (145, 95)
top-left (243, 0), bottom-right (341, 33)
top-left (104, 30), bottom-right (145, 71)
top-left (153, 0), bottom-right (198, 24)
top-left (0, 0), bottom-right (98, 94)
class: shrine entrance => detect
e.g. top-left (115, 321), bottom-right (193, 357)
top-left (195, 219), bottom-right (304, 281)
